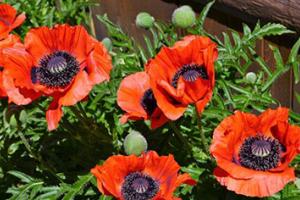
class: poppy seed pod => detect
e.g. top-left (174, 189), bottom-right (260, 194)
top-left (135, 12), bottom-right (155, 29)
top-left (172, 5), bottom-right (196, 28)
top-left (101, 37), bottom-right (112, 52)
top-left (246, 72), bottom-right (257, 84)
top-left (124, 130), bottom-right (148, 156)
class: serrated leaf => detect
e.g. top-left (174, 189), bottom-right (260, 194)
top-left (8, 171), bottom-right (34, 183)
top-left (198, 0), bottom-right (215, 28)
top-left (252, 23), bottom-right (294, 39)
top-left (231, 31), bottom-right (241, 48)
top-left (242, 23), bottom-right (251, 36)
top-left (288, 37), bottom-right (300, 83)
top-left (62, 174), bottom-right (93, 200)
top-left (223, 33), bottom-right (233, 53)
top-left (9, 114), bottom-right (18, 128)
top-left (8, 182), bottom-right (44, 200)
top-left (19, 110), bottom-right (28, 124)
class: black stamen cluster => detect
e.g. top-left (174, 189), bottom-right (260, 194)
top-left (239, 136), bottom-right (281, 171)
top-left (31, 51), bottom-right (80, 88)
top-left (171, 64), bottom-right (208, 88)
top-left (140, 89), bottom-right (157, 116)
top-left (121, 172), bottom-right (159, 200)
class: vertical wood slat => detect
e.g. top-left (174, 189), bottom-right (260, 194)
top-left (92, 0), bottom-right (177, 42)
top-left (93, 0), bottom-right (297, 111)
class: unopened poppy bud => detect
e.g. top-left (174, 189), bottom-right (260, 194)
top-left (101, 37), bottom-right (112, 52)
top-left (135, 12), bottom-right (155, 29)
top-left (245, 72), bottom-right (257, 84)
top-left (172, 5), bottom-right (196, 28)
top-left (124, 130), bottom-right (148, 156)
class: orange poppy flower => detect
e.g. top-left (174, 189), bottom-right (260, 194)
top-left (210, 107), bottom-right (300, 197)
top-left (91, 151), bottom-right (196, 200)
top-left (0, 3), bottom-right (26, 40)
top-left (147, 35), bottom-right (217, 120)
top-left (0, 34), bottom-right (23, 97)
top-left (117, 72), bottom-right (168, 129)
top-left (1, 24), bottom-right (112, 130)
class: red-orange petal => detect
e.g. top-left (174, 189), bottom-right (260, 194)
top-left (117, 72), bottom-right (149, 120)
top-left (91, 154), bottom-right (145, 198)
top-left (211, 108), bottom-right (300, 197)
top-left (46, 98), bottom-right (63, 131)
top-left (0, 4), bottom-right (17, 25)
top-left (214, 167), bottom-right (295, 197)
top-left (148, 35), bottom-right (217, 120)
top-left (1, 46), bottom-right (40, 105)
top-left (25, 24), bottom-right (90, 65)
top-left (87, 38), bottom-right (112, 83)
top-left (0, 71), bottom-right (6, 97)
top-left (11, 12), bottom-right (26, 29)
top-left (258, 107), bottom-right (289, 135)
top-left (58, 70), bottom-right (93, 106)
top-left (143, 151), bottom-right (196, 199)
top-left (0, 4), bottom-right (25, 40)
top-left (0, 34), bottom-right (21, 98)
top-left (150, 108), bottom-right (169, 129)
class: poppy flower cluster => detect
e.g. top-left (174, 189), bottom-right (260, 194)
top-left (117, 35), bottom-right (218, 128)
top-left (91, 151), bottom-right (196, 200)
top-left (2, 3), bottom-right (300, 199)
top-left (115, 29), bottom-right (300, 198)
top-left (0, 4), bottom-right (112, 131)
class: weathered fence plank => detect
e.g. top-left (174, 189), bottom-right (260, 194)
top-left (195, 0), bottom-right (300, 32)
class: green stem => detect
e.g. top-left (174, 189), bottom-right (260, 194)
top-left (77, 103), bottom-right (88, 119)
top-left (169, 122), bottom-right (193, 155)
top-left (70, 106), bottom-right (91, 129)
top-left (70, 106), bottom-right (111, 143)
top-left (17, 131), bottom-right (63, 182)
top-left (195, 107), bottom-right (209, 154)
top-left (88, 6), bottom-right (96, 37)
top-left (17, 131), bottom-right (34, 156)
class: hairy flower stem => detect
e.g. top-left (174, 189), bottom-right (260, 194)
top-left (70, 106), bottom-right (111, 143)
top-left (17, 130), bottom-right (63, 182)
top-left (195, 107), bottom-right (209, 154)
top-left (169, 122), bottom-right (193, 156)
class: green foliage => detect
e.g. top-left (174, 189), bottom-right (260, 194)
top-left (3, 0), bottom-right (97, 37)
top-left (6, 171), bottom-right (96, 200)
top-left (1, 1), bottom-right (300, 200)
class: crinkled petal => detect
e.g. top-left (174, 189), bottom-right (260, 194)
top-left (214, 167), bottom-right (295, 197)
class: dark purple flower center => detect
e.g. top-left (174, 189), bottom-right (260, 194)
top-left (140, 89), bottom-right (157, 116)
top-left (121, 172), bottom-right (159, 200)
top-left (31, 51), bottom-right (80, 88)
top-left (171, 64), bottom-right (208, 88)
top-left (239, 135), bottom-right (281, 171)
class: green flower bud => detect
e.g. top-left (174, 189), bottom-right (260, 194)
top-left (101, 37), bottom-right (112, 52)
top-left (245, 72), bottom-right (257, 84)
top-left (124, 130), bottom-right (148, 156)
top-left (135, 12), bottom-right (155, 29)
top-left (172, 5), bottom-right (196, 28)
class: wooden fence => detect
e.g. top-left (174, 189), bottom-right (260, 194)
top-left (92, 0), bottom-right (300, 111)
